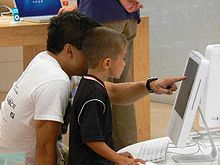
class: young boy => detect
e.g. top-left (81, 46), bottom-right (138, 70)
top-left (68, 27), bottom-right (145, 165)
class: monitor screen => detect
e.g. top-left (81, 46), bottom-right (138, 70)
top-left (14, 0), bottom-right (62, 17)
top-left (174, 57), bottom-right (198, 119)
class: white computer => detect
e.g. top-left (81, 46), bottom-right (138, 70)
top-left (166, 50), bottom-right (217, 163)
top-left (118, 49), bottom-right (217, 164)
top-left (200, 44), bottom-right (220, 128)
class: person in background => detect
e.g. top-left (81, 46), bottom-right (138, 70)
top-left (59, 0), bottom-right (145, 150)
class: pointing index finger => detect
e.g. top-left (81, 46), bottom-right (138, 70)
top-left (169, 76), bottom-right (187, 84)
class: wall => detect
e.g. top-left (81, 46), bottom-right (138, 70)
top-left (140, 0), bottom-right (220, 104)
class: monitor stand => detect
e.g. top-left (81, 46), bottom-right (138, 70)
top-left (172, 107), bottom-right (217, 163)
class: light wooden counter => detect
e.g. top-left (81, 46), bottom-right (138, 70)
top-left (0, 16), bottom-right (150, 142)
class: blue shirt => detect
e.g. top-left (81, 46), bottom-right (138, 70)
top-left (78, 0), bottom-right (140, 23)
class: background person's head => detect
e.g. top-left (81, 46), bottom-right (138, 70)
top-left (81, 27), bottom-right (128, 79)
top-left (47, 12), bottom-right (100, 76)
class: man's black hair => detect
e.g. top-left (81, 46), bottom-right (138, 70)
top-left (47, 11), bottom-right (101, 54)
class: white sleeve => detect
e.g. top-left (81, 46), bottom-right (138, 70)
top-left (32, 80), bottom-right (70, 123)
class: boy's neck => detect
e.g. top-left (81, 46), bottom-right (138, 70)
top-left (87, 68), bottom-right (108, 83)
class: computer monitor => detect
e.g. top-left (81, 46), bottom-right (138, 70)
top-left (199, 44), bottom-right (220, 128)
top-left (13, 0), bottom-right (62, 17)
top-left (166, 51), bottom-right (218, 163)
top-left (167, 50), bottom-right (209, 148)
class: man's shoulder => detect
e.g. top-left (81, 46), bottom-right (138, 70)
top-left (29, 51), bottom-right (70, 83)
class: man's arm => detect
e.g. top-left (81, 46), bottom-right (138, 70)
top-left (105, 81), bottom-right (148, 105)
top-left (35, 120), bottom-right (61, 165)
top-left (105, 76), bottom-right (186, 105)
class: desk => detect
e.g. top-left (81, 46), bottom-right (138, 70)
top-left (0, 16), bottom-right (150, 141)
top-left (118, 136), bottom-right (220, 165)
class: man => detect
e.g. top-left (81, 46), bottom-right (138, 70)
top-left (0, 12), bottom-right (185, 165)
top-left (59, 0), bottom-right (144, 149)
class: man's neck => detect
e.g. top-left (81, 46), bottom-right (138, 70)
top-left (47, 51), bottom-right (72, 77)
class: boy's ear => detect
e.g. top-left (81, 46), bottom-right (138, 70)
top-left (103, 58), bottom-right (111, 70)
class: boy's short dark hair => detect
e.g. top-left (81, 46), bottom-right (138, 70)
top-left (81, 27), bottom-right (128, 68)
top-left (47, 11), bottom-right (100, 54)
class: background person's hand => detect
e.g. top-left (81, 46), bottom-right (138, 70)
top-left (58, 2), bottom-right (78, 15)
top-left (119, 0), bottom-right (143, 13)
top-left (150, 76), bottom-right (186, 95)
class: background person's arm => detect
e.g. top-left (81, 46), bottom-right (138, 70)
top-left (58, 1), bottom-right (78, 15)
top-left (35, 120), bottom-right (61, 165)
top-left (119, 0), bottom-right (143, 13)
top-left (105, 76), bottom-right (186, 105)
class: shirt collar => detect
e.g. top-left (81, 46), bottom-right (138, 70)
top-left (83, 74), bottom-right (105, 89)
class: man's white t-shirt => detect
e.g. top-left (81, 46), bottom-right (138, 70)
top-left (0, 51), bottom-right (70, 165)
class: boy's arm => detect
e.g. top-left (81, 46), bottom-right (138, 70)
top-left (86, 141), bottom-right (144, 165)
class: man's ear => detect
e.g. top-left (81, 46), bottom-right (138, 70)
top-left (103, 58), bottom-right (111, 70)
top-left (63, 44), bottom-right (75, 59)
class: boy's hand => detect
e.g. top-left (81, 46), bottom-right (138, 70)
top-left (116, 152), bottom-right (145, 165)
top-left (119, 0), bottom-right (143, 13)
top-left (118, 152), bottom-right (145, 164)
top-left (118, 151), bottom-right (133, 158)
top-left (116, 156), bottom-right (145, 165)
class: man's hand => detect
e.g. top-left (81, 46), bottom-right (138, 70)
top-left (119, 0), bottom-right (143, 13)
top-left (150, 76), bottom-right (187, 95)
